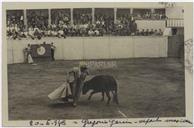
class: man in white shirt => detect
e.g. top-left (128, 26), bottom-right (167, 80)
top-left (28, 27), bottom-right (35, 39)
top-left (94, 29), bottom-right (100, 36)
top-left (88, 29), bottom-right (94, 36)
top-left (58, 29), bottom-right (64, 38)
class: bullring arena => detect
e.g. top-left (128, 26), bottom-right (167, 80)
top-left (4, 2), bottom-right (188, 120)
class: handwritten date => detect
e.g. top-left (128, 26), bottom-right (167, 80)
top-left (29, 119), bottom-right (66, 127)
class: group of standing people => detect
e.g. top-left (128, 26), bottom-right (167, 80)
top-left (48, 64), bottom-right (89, 107)
top-left (23, 42), bottom-right (56, 63)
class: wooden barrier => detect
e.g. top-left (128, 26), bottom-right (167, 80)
top-left (7, 36), bottom-right (168, 64)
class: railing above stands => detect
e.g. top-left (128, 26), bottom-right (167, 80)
top-left (166, 18), bottom-right (184, 28)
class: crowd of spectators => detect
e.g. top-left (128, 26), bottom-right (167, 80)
top-left (6, 10), bottom-right (25, 39)
top-left (73, 9), bottom-right (92, 25)
top-left (27, 10), bottom-right (48, 31)
top-left (7, 14), bottom-right (24, 28)
top-left (133, 9), bottom-right (166, 20)
top-left (51, 9), bottom-right (70, 25)
top-left (6, 9), bottom-right (165, 40)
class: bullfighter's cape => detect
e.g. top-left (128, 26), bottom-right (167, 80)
top-left (48, 82), bottom-right (72, 100)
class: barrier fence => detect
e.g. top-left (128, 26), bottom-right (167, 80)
top-left (7, 36), bottom-right (168, 64)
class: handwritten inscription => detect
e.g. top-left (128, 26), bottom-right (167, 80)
top-left (81, 117), bottom-right (192, 127)
top-left (165, 119), bottom-right (192, 124)
top-left (29, 119), bottom-right (66, 127)
top-left (138, 117), bottom-right (162, 125)
top-left (81, 119), bottom-right (108, 127)
top-left (109, 119), bottom-right (132, 127)
top-left (29, 117), bottom-right (192, 127)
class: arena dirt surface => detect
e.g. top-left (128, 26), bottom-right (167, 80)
top-left (8, 58), bottom-right (185, 120)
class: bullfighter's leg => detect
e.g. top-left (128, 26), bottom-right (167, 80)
top-left (101, 92), bottom-right (104, 101)
top-left (88, 91), bottom-right (97, 100)
top-left (105, 91), bottom-right (111, 105)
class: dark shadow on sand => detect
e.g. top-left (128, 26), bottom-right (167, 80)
top-left (48, 102), bottom-right (73, 108)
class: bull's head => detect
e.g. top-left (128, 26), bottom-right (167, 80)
top-left (82, 81), bottom-right (89, 95)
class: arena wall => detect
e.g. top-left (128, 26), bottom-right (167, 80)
top-left (7, 36), bottom-right (168, 64)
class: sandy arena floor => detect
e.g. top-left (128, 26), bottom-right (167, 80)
top-left (8, 58), bottom-right (185, 120)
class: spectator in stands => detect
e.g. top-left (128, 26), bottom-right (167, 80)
top-left (145, 29), bottom-right (149, 36)
top-left (149, 29), bottom-right (154, 35)
top-left (7, 9), bottom-right (165, 39)
top-left (154, 29), bottom-right (158, 36)
top-left (79, 23), bottom-right (88, 36)
top-left (46, 26), bottom-right (50, 35)
top-left (28, 26), bottom-right (35, 39)
top-left (57, 28), bottom-right (64, 38)
top-left (34, 26), bottom-right (42, 39)
top-left (158, 29), bottom-right (163, 35)
top-left (63, 25), bottom-right (69, 38)
top-left (94, 29), bottom-right (100, 36)
top-left (140, 29), bottom-right (145, 36)
top-left (145, 12), bottom-right (151, 19)
top-left (11, 29), bottom-right (19, 40)
top-left (12, 24), bottom-right (23, 40)
top-left (51, 23), bottom-right (57, 29)
top-left (20, 25), bottom-right (28, 38)
top-left (7, 25), bottom-right (11, 37)
top-left (88, 29), bottom-right (94, 36)
top-left (51, 27), bottom-right (58, 37)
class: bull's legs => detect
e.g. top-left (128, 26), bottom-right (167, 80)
top-left (101, 92), bottom-right (104, 101)
top-left (111, 91), bottom-right (119, 104)
top-left (88, 91), bottom-right (97, 100)
top-left (105, 91), bottom-right (111, 105)
top-left (110, 91), bottom-right (115, 103)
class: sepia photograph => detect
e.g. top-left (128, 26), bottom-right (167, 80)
top-left (2, 1), bottom-right (193, 127)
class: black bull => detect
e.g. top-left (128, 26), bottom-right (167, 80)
top-left (82, 75), bottom-right (119, 105)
